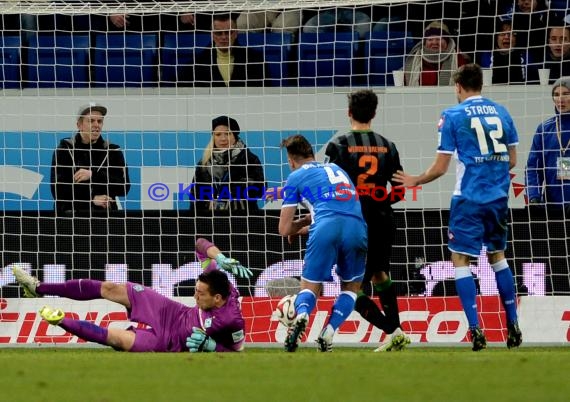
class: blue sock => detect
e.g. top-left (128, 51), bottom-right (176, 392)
top-left (328, 291), bottom-right (357, 331)
top-left (455, 267), bottom-right (479, 328)
top-left (295, 289), bottom-right (317, 317)
top-left (492, 260), bottom-right (518, 324)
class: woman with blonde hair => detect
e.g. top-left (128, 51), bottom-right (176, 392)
top-left (191, 116), bottom-right (265, 215)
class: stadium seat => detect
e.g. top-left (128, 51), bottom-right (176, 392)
top-left (160, 32), bottom-right (211, 86)
top-left (363, 31), bottom-right (415, 86)
top-left (0, 35), bottom-right (21, 89)
top-left (27, 34), bottom-right (90, 88)
top-left (94, 33), bottom-right (158, 87)
top-left (298, 32), bottom-right (358, 87)
top-left (237, 32), bottom-right (293, 87)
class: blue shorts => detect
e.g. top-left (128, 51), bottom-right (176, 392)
top-left (448, 197), bottom-right (508, 257)
top-left (303, 216), bottom-right (367, 283)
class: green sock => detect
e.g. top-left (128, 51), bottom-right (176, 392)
top-left (376, 280), bottom-right (401, 332)
top-left (374, 279), bottom-right (392, 293)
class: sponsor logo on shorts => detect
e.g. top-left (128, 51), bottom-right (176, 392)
top-left (232, 329), bottom-right (245, 343)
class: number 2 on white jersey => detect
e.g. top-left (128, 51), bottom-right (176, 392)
top-left (324, 166), bottom-right (349, 185)
top-left (471, 116), bottom-right (507, 155)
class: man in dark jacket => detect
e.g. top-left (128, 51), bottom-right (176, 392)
top-left (179, 13), bottom-right (268, 87)
top-left (50, 103), bottom-right (131, 215)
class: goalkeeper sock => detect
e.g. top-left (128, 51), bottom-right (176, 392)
top-left (59, 318), bottom-right (109, 346)
top-left (328, 291), bottom-right (357, 331)
top-left (455, 267), bottom-right (479, 328)
top-left (354, 293), bottom-right (389, 332)
top-left (375, 280), bottom-right (401, 333)
top-left (492, 260), bottom-right (518, 324)
top-left (37, 279), bottom-right (102, 300)
top-left (295, 289), bottom-right (317, 317)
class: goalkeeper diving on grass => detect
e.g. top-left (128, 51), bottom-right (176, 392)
top-left (12, 238), bottom-right (251, 352)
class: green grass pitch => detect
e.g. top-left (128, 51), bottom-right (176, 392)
top-left (1, 347), bottom-right (569, 402)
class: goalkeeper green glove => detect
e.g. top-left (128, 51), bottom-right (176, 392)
top-left (215, 254), bottom-right (253, 279)
top-left (186, 327), bottom-right (216, 352)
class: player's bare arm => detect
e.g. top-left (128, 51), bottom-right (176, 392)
top-left (278, 207), bottom-right (309, 237)
top-left (393, 153), bottom-right (452, 186)
top-left (286, 215), bottom-right (311, 244)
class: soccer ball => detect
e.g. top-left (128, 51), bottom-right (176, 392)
top-left (274, 294), bottom-right (297, 327)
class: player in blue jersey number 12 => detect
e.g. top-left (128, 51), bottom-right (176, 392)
top-left (393, 63), bottom-right (523, 351)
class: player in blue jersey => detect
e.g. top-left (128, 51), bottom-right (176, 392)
top-left (279, 134), bottom-right (367, 352)
top-left (12, 238), bottom-right (251, 352)
top-left (393, 63), bottom-right (523, 351)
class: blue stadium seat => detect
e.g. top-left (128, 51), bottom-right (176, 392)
top-left (298, 32), bottom-right (358, 87)
top-left (94, 33), bottom-right (158, 87)
top-left (27, 34), bottom-right (90, 88)
top-left (363, 31), bottom-right (415, 86)
top-left (237, 32), bottom-right (293, 86)
top-left (160, 32), bottom-right (211, 86)
top-left (0, 35), bottom-right (21, 89)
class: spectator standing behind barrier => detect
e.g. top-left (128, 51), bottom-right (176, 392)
top-left (404, 21), bottom-right (468, 86)
top-left (191, 116), bottom-right (265, 215)
top-left (525, 77), bottom-right (570, 214)
top-left (179, 13), bottom-right (268, 87)
top-left (50, 103), bottom-right (130, 215)
top-left (528, 25), bottom-right (570, 84)
top-left (478, 20), bottom-right (527, 84)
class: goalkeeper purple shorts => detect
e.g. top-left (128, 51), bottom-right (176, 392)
top-left (126, 282), bottom-right (191, 352)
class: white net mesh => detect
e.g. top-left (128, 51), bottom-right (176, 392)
top-left (1, 0), bottom-right (569, 346)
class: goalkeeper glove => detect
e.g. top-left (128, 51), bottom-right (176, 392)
top-left (186, 327), bottom-right (216, 352)
top-left (215, 253), bottom-right (253, 279)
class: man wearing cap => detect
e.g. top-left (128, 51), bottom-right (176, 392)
top-left (50, 103), bottom-right (130, 215)
top-left (191, 115), bottom-right (265, 215)
top-left (404, 20), bottom-right (469, 86)
top-left (525, 77), bottom-right (570, 214)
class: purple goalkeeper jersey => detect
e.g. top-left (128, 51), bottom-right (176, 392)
top-left (126, 281), bottom-right (245, 353)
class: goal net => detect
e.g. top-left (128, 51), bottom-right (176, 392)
top-left (0, 0), bottom-right (568, 347)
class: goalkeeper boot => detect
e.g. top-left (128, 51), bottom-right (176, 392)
top-left (39, 306), bottom-right (64, 325)
top-left (284, 312), bottom-right (308, 352)
top-left (374, 327), bottom-right (411, 352)
top-left (12, 265), bottom-right (40, 298)
top-left (469, 327), bottom-right (487, 352)
top-left (506, 322), bottom-right (522, 349)
top-left (316, 324), bottom-right (334, 352)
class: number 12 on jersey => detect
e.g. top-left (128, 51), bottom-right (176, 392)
top-left (471, 116), bottom-right (507, 155)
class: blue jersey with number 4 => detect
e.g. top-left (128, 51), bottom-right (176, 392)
top-left (282, 161), bottom-right (365, 225)
top-left (438, 95), bottom-right (519, 204)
